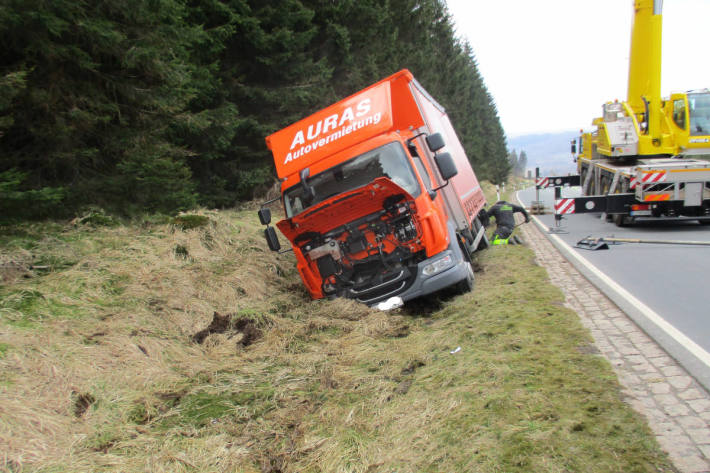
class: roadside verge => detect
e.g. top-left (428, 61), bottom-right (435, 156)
top-left (516, 195), bottom-right (710, 472)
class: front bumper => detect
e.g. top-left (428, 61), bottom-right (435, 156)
top-left (397, 248), bottom-right (471, 302)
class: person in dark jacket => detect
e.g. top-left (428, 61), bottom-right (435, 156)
top-left (482, 200), bottom-right (530, 245)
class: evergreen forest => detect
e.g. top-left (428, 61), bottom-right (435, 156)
top-left (0, 0), bottom-right (509, 219)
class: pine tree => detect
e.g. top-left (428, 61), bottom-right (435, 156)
top-left (508, 150), bottom-right (519, 172)
top-left (0, 0), bottom-right (201, 215)
top-left (517, 150), bottom-right (529, 177)
top-left (0, 0), bottom-right (512, 218)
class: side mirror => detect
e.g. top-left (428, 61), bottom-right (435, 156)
top-left (435, 152), bottom-right (458, 181)
top-left (426, 133), bottom-right (445, 152)
top-left (299, 167), bottom-right (316, 204)
top-left (570, 139), bottom-right (577, 154)
top-left (257, 208), bottom-right (271, 225)
top-left (264, 226), bottom-right (281, 252)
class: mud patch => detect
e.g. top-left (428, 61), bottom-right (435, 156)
top-left (400, 359), bottom-right (425, 375)
top-left (81, 331), bottom-right (106, 345)
top-left (156, 390), bottom-right (185, 406)
top-left (401, 297), bottom-right (443, 316)
top-left (192, 311), bottom-right (263, 347)
top-left (394, 379), bottom-right (413, 395)
top-left (233, 317), bottom-right (262, 347)
top-left (192, 312), bottom-right (230, 343)
top-left (72, 391), bottom-right (96, 417)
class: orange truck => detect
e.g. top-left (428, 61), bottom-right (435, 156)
top-left (257, 69), bottom-right (487, 306)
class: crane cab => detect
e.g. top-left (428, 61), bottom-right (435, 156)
top-left (666, 90), bottom-right (710, 156)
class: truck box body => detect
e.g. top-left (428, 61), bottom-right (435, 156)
top-left (263, 70), bottom-right (486, 304)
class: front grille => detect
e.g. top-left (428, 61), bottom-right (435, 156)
top-left (346, 267), bottom-right (415, 305)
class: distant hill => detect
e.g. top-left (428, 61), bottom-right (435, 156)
top-left (508, 131), bottom-right (579, 177)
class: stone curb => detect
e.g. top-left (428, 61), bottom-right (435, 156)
top-left (517, 215), bottom-right (710, 473)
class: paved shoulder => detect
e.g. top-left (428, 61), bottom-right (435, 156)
top-left (519, 218), bottom-right (710, 473)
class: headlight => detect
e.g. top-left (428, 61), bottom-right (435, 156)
top-left (422, 254), bottom-right (453, 276)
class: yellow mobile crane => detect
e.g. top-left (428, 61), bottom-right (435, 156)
top-left (544, 0), bottom-right (710, 225)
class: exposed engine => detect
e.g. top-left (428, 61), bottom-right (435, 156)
top-left (295, 194), bottom-right (424, 302)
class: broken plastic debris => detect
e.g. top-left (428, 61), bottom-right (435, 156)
top-left (376, 296), bottom-right (404, 311)
top-left (450, 346), bottom-right (461, 354)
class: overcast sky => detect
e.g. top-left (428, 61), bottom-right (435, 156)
top-left (445, 0), bottom-right (710, 138)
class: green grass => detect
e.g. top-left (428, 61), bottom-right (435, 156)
top-left (0, 201), bottom-right (676, 473)
top-left (265, 245), bottom-right (671, 473)
top-left (171, 214), bottom-right (211, 230)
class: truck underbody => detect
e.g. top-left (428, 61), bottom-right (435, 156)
top-left (577, 157), bottom-right (710, 224)
top-left (543, 157), bottom-right (710, 226)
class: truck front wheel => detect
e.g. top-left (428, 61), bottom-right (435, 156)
top-left (455, 262), bottom-right (475, 294)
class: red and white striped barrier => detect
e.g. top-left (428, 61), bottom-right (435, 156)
top-left (631, 170), bottom-right (666, 189)
top-left (641, 170), bottom-right (666, 185)
top-left (555, 198), bottom-right (575, 214)
top-left (536, 177), bottom-right (550, 188)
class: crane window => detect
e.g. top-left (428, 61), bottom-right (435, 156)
top-left (688, 92), bottom-right (710, 136)
top-left (673, 99), bottom-right (686, 129)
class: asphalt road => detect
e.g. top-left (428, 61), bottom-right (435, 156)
top-left (517, 185), bottom-right (710, 388)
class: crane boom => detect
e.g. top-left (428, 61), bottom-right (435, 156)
top-left (627, 0), bottom-right (663, 139)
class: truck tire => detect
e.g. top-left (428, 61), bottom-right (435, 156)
top-left (473, 217), bottom-right (489, 250)
top-left (580, 165), bottom-right (589, 194)
top-left (613, 214), bottom-right (634, 227)
top-left (477, 234), bottom-right (490, 251)
top-left (456, 262), bottom-right (475, 294)
top-left (612, 180), bottom-right (633, 227)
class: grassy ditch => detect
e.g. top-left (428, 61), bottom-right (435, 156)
top-left (0, 202), bottom-right (675, 472)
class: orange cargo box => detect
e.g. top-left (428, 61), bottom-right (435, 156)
top-left (267, 70), bottom-right (425, 180)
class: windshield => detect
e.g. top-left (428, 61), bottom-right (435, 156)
top-left (283, 141), bottom-right (420, 218)
top-left (688, 93), bottom-right (710, 136)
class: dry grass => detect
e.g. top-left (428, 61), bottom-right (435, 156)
top-left (0, 200), bottom-right (675, 473)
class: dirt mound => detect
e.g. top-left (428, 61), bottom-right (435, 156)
top-left (192, 311), bottom-right (263, 347)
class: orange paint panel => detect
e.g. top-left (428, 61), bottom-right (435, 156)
top-left (297, 262), bottom-right (322, 299)
top-left (418, 210), bottom-right (448, 257)
top-left (668, 168), bottom-right (710, 173)
top-left (267, 82), bottom-right (394, 179)
top-left (644, 193), bottom-right (671, 201)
